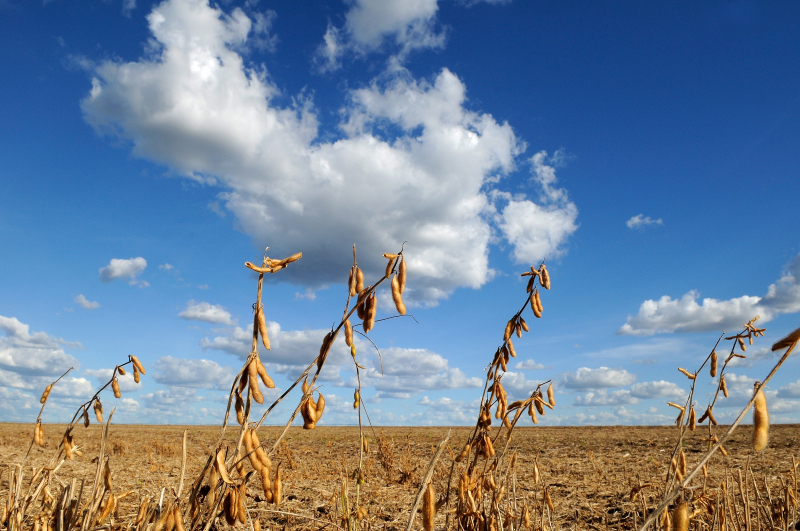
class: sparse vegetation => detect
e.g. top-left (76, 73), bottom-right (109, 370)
top-left (2, 245), bottom-right (798, 530)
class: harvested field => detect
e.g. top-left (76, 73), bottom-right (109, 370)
top-left (3, 423), bottom-right (798, 530)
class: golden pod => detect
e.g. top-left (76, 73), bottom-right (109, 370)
top-left (234, 389), bottom-right (244, 425)
top-left (353, 389), bottom-right (359, 409)
top-left (94, 399), bottom-right (104, 424)
top-left (344, 318), bottom-right (353, 347)
top-left (385, 257), bottom-right (395, 278)
top-left (272, 464), bottom-right (282, 506)
top-left (248, 359), bottom-right (264, 404)
top-left (117, 366), bottom-right (126, 376)
top-left (533, 290), bottom-right (543, 314)
top-left (422, 483), bottom-right (435, 531)
top-left (710, 350), bottom-right (718, 377)
top-left (251, 429), bottom-right (272, 469)
top-left (504, 320), bottom-right (513, 341)
top-left (688, 407), bottom-right (696, 431)
top-left (260, 468), bottom-right (273, 504)
top-left (547, 384), bottom-right (555, 407)
top-left (40, 384), bottom-right (53, 404)
top-left (257, 307), bottom-right (270, 350)
top-left (535, 397), bottom-right (545, 416)
top-left (752, 382), bottom-right (769, 451)
top-left (531, 295), bottom-right (542, 318)
top-left (720, 375), bottom-right (729, 397)
top-left (539, 264), bottom-right (550, 289)
top-left (112, 377), bottom-right (121, 398)
top-left (398, 256), bottom-right (407, 294)
top-left (391, 275), bottom-right (406, 315)
top-left (520, 317), bottom-right (529, 332)
top-left (507, 338), bottom-right (516, 357)
top-left (356, 267), bottom-right (364, 292)
top-left (348, 266), bottom-right (356, 297)
top-left (526, 276), bottom-right (534, 293)
top-left (256, 356), bottom-right (275, 389)
top-left (133, 366), bottom-right (140, 383)
top-left (672, 502), bottom-right (689, 531)
top-left (131, 355), bottom-right (146, 375)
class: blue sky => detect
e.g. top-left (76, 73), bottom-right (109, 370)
top-left (1, 0), bottom-right (799, 426)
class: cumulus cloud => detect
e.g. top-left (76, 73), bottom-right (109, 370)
top-left (619, 252), bottom-right (800, 335)
top-left (316, 0), bottom-right (444, 70)
top-left (629, 380), bottom-right (687, 399)
top-left (359, 347), bottom-right (482, 399)
top-left (496, 152), bottom-right (579, 264)
top-left (626, 214), bottom-right (663, 230)
top-left (777, 379), bottom-right (800, 399)
top-left (153, 356), bottom-right (235, 389)
top-left (573, 389), bottom-right (638, 407)
top-left (560, 367), bottom-right (636, 390)
top-left (99, 257), bottom-right (147, 284)
top-left (179, 300), bottom-right (236, 325)
top-left (74, 294), bottom-right (100, 309)
top-left (0, 315), bottom-right (80, 378)
top-left (80, 0), bottom-right (577, 305)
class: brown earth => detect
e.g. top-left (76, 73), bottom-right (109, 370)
top-left (2, 423), bottom-right (798, 530)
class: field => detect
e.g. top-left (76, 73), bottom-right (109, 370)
top-left (3, 423), bottom-right (798, 530)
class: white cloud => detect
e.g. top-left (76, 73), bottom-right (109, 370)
top-left (496, 152), bottom-right (579, 264)
top-left (74, 294), bottom-right (100, 309)
top-left (629, 380), bottom-right (687, 400)
top-left (626, 214), bottom-right (663, 230)
top-left (359, 347), bottom-right (482, 399)
top-left (152, 356), bottom-right (234, 389)
top-left (122, 0), bottom-right (136, 16)
top-left (316, 0), bottom-right (444, 70)
top-left (99, 257), bottom-right (147, 285)
top-left (514, 358), bottom-right (549, 370)
top-left (80, 0), bottom-right (577, 305)
top-left (777, 379), bottom-right (800, 399)
top-left (0, 315), bottom-right (80, 378)
top-left (159, 263), bottom-right (174, 271)
top-left (620, 252), bottom-right (800, 335)
top-left (560, 367), bottom-right (636, 390)
top-left (179, 300), bottom-right (236, 325)
top-left (84, 368), bottom-right (142, 392)
top-left (573, 389), bottom-right (638, 407)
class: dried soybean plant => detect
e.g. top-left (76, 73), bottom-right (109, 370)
top-left (407, 262), bottom-right (557, 531)
top-left (2, 355), bottom-right (146, 531)
top-left (183, 245), bottom-right (409, 531)
top-left (638, 322), bottom-right (800, 531)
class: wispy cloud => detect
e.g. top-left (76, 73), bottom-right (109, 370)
top-left (74, 294), bottom-right (100, 309)
top-left (179, 301), bottom-right (235, 325)
top-left (99, 257), bottom-right (147, 286)
top-left (626, 214), bottom-right (663, 230)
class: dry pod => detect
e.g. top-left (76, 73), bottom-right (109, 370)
top-left (173, 505), bottom-right (185, 531)
top-left (131, 355), bottom-right (146, 375)
top-left (356, 267), bottom-right (364, 292)
top-left (251, 429), bottom-right (272, 470)
top-left (710, 350), bottom-right (717, 377)
top-left (398, 256), bottom-right (406, 294)
top-left (34, 421), bottom-right (44, 447)
top-left (248, 359), bottom-right (264, 404)
top-left (672, 502), bottom-right (689, 531)
top-left (236, 483), bottom-right (247, 524)
top-left (117, 366), bottom-right (126, 376)
top-left (256, 306), bottom-right (270, 350)
top-left (364, 293), bottom-right (377, 333)
top-left (720, 375), bottom-right (729, 398)
top-left (215, 447), bottom-right (233, 484)
top-left (547, 384), bottom-right (555, 407)
top-left (677, 367), bottom-right (695, 380)
top-left (544, 489), bottom-right (554, 513)
top-left (273, 463), bottom-right (282, 506)
top-left (94, 399), bottom-right (104, 424)
top-left (391, 275), bottom-right (406, 315)
top-left (344, 318), bottom-right (353, 347)
top-left (531, 294), bottom-right (542, 318)
top-left (533, 290), bottom-right (543, 314)
top-left (422, 482), bottom-right (435, 531)
top-left (507, 338), bottom-right (516, 358)
top-left (223, 489), bottom-right (236, 526)
top-left (243, 429), bottom-right (262, 472)
top-left (752, 382), bottom-right (769, 451)
top-left (255, 356), bottom-right (275, 389)
top-left (539, 264), bottom-right (551, 289)
top-left (688, 406), bottom-right (696, 431)
top-left (504, 320), bottom-right (513, 341)
top-left (348, 266), bottom-right (357, 297)
top-left (260, 468), bottom-right (273, 504)
top-left (353, 389), bottom-right (359, 409)
top-left (40, 384), bottom-right (53, 404)
top-left (83, 407), bottom-right (90, 428)
top-left (133, 366), bottom-right (141, 383)
top-left (234, 389), bottom-right (244, 425)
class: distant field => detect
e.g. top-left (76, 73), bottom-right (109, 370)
top-left (3, 423), bottom-right (798, 530)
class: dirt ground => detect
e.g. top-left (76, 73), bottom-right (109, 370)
top-left (2, 423), bottom-right (798, 530)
